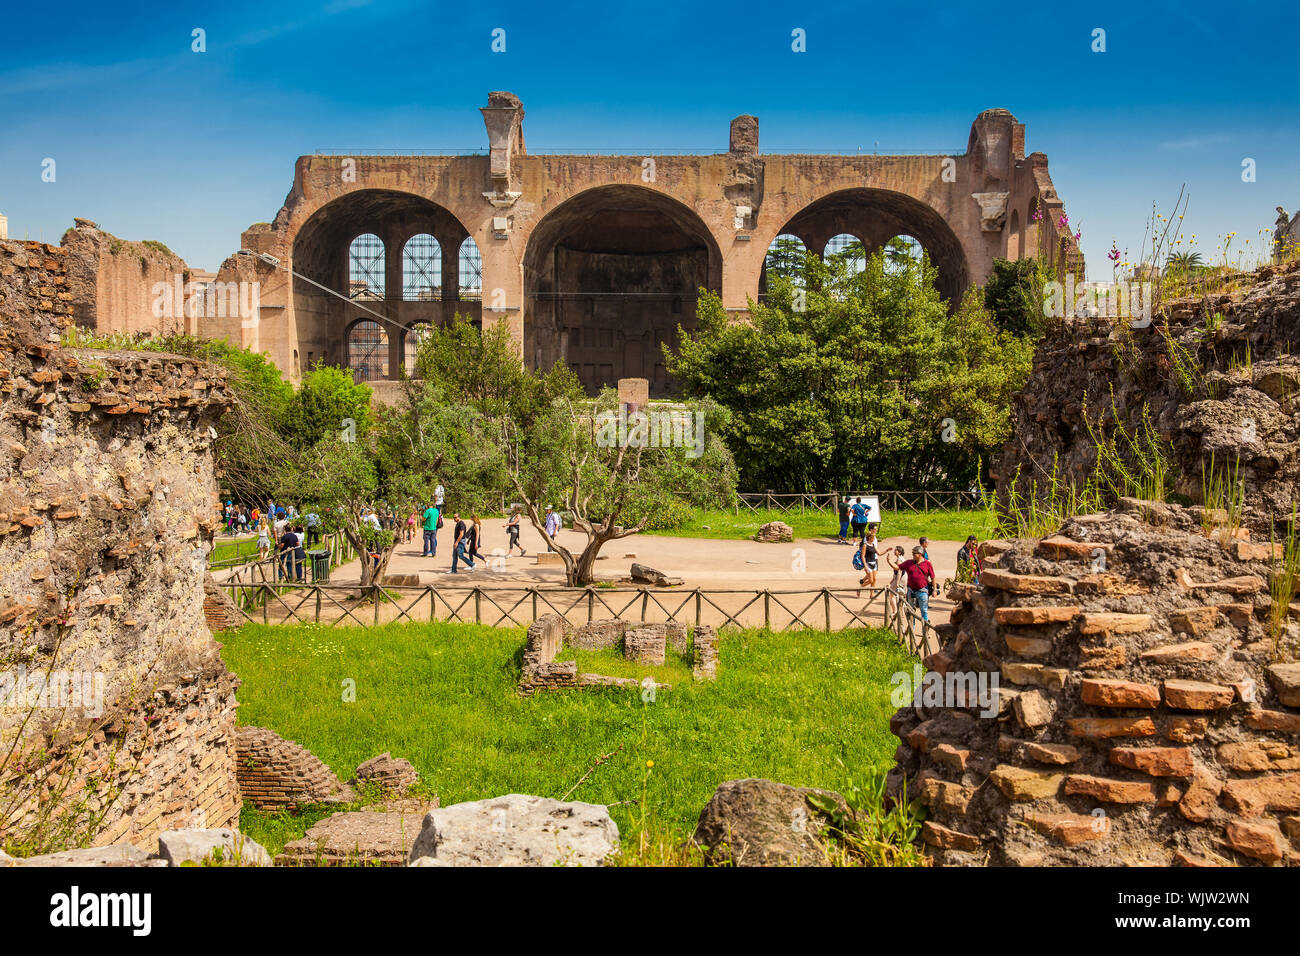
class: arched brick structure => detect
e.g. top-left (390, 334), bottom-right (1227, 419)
top-left (213, 93), bottom-right (1083, 396)
top-left (522, 184), bottom-right (723, 394)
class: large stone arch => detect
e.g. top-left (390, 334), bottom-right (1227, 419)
top-left (777, 187), bottom-right (971, 304)
top-left (290, 188), bottom-right (477, 379)
top-left (217, 95), bottom-right (1082, 387)
top-left (522, 184), bottom-right (723, 396)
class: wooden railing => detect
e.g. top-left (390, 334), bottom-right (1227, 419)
top-left (218, 581), bottom-right (935, 638)
top-left (220, 533), bottom-right (358, 610)
top-left (883, 587), bottom-right (942, 657)
top-left (733, 490), bottom-right (984, 513)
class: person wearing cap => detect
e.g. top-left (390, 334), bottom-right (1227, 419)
top-left (898, 546), bottom-right (937, 621)
top-left (544, 505), bottom-right (560, 552)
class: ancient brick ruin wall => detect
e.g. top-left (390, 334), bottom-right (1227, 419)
top-left (993, 260), bottom-right (1300, 521)
top-left (889, 501), bottom-right (1300, 866)
top-left (518, 614), bottom-right (579, 695)
top-left (0, 237), bottom-right (241, 849)
top-left (203, 574), bottom-right (243, 633)
top-left (235, 726), bottom-right (353, 810)
top-left (62, 221), bottom-right (196, 337)
top-left (518, 615), bottom-right (711, 694)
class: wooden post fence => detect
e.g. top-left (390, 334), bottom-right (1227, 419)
top-left (216, 581), bottom-right (944, 652)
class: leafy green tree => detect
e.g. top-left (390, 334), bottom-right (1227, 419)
top-left (983, 257), bottom-right (1050, 338)
top-left (764, 236), bottom-right (811, 286)
top-left (412, 314), bottom-right (551, 421)
top-left (283, 364), bottom-right (373, 448)
top-left (504, 388), bottom-right (737, 585)
top-left (884, 236), bottom-right (923, 275)
top-left (376, 315), bottom-right (585, 512)
top-left (828, 238), bottom-right (867, 274)
top-left (667, 248), bottom-right (1031, 492)
top-left (372, 388), bottom-right (506, 516)
top-left (398, 316), bottom-right (738, 583)
top-left (295, 438), bottom-right (397, 587)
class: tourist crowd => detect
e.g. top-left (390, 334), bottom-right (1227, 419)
top-left (220, 484), bottom-right (566, 580)
top-left (221, 499), bottom-right (324, 581)
top-left (837, 495), bottom-right (983, 623)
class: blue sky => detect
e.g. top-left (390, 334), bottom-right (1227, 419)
top-left (2, 0), bottom-right (1297, 273)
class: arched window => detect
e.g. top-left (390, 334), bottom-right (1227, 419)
top-left (459, 237), bottom-right (482, 300)
top-left (883, 235), bottom-right (925, 276)
top-left (403, 321), bottom-right (432, 376)
top-left (764, 234), bottom-right (809, 287)
top-left (402, 234), bottom-right (441, 301)
top-left (824, 233), bottom-right (866, 274)
top-left (347, 320), bottom-right (389, 382)
top-left (348, 233), bottom-right (385, 300)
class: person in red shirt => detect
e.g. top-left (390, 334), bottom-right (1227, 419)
top-left (898, 546), bottom-right (936, 621)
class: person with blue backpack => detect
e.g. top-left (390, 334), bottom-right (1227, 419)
top-left (857, 525), bottom-right (880, 587)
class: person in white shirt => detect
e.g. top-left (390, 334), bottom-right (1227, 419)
top-left (544, 505), bottom-right (560, 552)
top-left (434, 484), bottom-right (445, 508)
top-left (360, 508), bottom-right (382, 576)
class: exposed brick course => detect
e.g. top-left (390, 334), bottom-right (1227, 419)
top-left (890, 504), bottom-right (1300, 866)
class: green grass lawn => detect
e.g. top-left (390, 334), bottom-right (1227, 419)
top-left (648, 507), bottom-right (994, 543)
top-left (220, 621), bottom-right (916, 856)
top-left (210, 536), bottom-right (260, 567)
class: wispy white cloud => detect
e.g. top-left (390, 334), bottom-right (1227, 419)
top-left (1159, 133), bottom-right (1231, 150)
top-left (0, 0), bottom-right (379, 95)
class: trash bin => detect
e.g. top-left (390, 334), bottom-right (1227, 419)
top-left (309, 549), bottom-right (330, 583)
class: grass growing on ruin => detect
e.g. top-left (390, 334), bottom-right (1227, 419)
top-left (220, 621), bottom-right (916, 857)
top-left (1269, 509), bottom-right (1300, 659)
top-left (648, 507), bottom-right (993, 544)
top-left (563, 646), bottom-right (695, 685)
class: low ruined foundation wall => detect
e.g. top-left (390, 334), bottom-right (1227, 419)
top-left (994, 261), bottom-right (1300, 518)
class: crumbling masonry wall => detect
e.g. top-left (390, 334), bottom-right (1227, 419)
top-left (994, 260), bottom-right (1300, 519)
top-left (0, 237), bottom-right (241, 849)
top-left (235, 726), bottom-right (354, 810)
top-left (890, 501), bottom-right (1300, 866)
top-left (62, 220), bottom-right (196, 337)
top-left (518, 615), bottom-right (712, 695)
